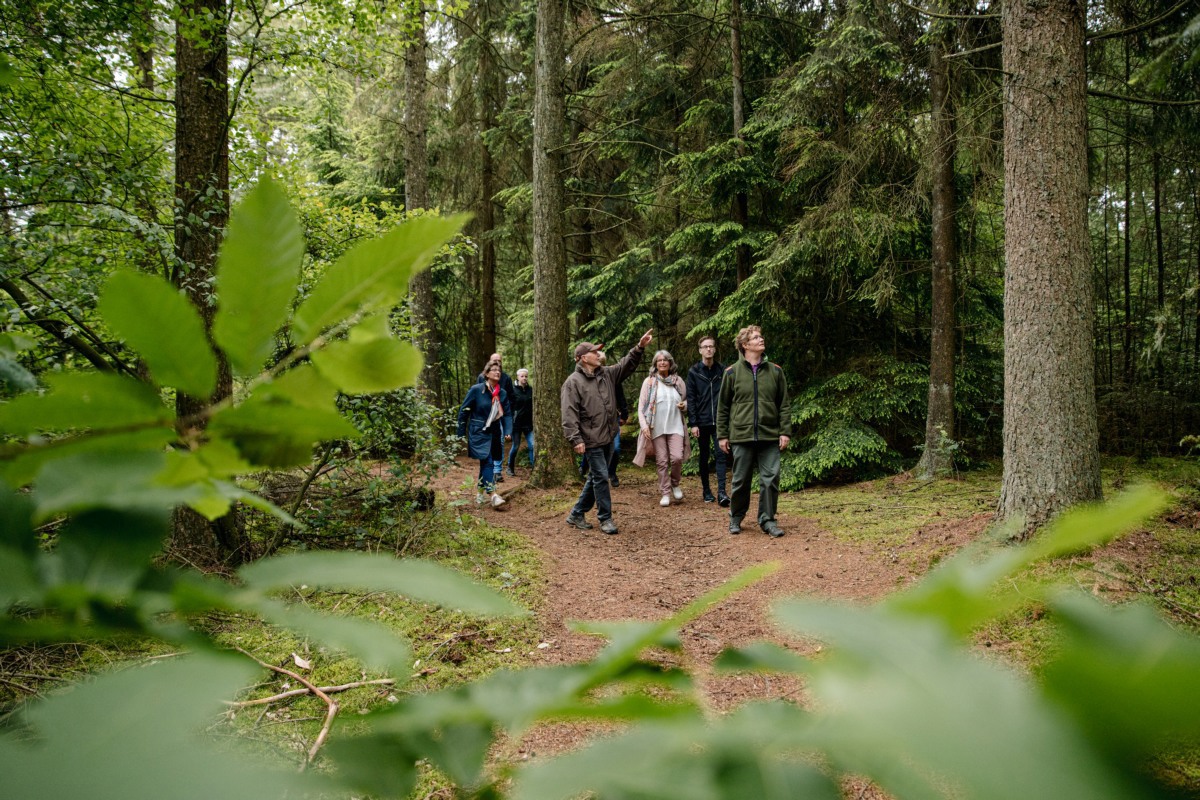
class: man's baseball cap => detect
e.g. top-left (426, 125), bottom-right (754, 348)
top-left (573, 342), bottom-right (604, 360)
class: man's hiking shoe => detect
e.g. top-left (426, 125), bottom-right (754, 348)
top-left (717, 493), bottom-right (730, 507)
top-left (728, 519), bottom-right (742, 535)
top-left (600, 519), bottom-right (619, 535)
top-left (703, 490), bottom-right (716, 503)
top-left (566, 512), bottom-right (593, 530)
top-left (763, 522), bottom-right (785, 538)
top-left (495, 472), bottom-right (504, 483)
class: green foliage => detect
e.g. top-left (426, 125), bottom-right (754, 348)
top-left (779, 356), bottom-right (924, 489)
top-left (99, 271), bottom-right (218, 398)
top-left (6, 295), bottom-right (1200, 800)
top-left (212, 179), bottom-right (305, 377)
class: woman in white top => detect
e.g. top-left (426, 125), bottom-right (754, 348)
top-left (633, 350), bottom-right (692, 506)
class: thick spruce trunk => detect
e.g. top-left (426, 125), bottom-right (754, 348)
top-left (173, 0), bottom-right (248, 565)
top-left (916, 20), bottom-right (957, 479)
top-left (479, 31), bottom-right (500, 359)
top-left (996, 0), bottom-right (1101, 532)
top-left (530, 0), bottom-right (574, 487)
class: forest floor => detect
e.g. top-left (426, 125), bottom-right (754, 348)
top-left (422, 453), bottom-right (1200, 796)
top-left (431, 456), bottom-right (994, 767)
top-left (425, 451), bottom-right (1200, 796)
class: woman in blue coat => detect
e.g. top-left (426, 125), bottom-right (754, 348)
top-left (457, 359), bottom-right (512, 507)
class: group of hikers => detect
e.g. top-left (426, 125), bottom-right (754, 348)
top-left (457, 325), bottom-right (791, 538)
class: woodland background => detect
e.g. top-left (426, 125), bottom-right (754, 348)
top-left (4, 2), bottom-right (1200, 796)
top-left (1, 0), bottom-right (1199, 557)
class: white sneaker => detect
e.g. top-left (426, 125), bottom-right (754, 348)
top-left (659, 494), bottom-right (670, 507)
top-left (672, 486), bottom-right (683, 502)
top-left (491, 493), bottom-right (506, 508)
top-left (475, 492), bottom-right (486, 505)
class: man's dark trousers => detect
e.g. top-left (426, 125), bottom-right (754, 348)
top-left (728, 441), bottom-right (781, 529)
top-left (572, 443), bottom-right (615, 522)
top-left (695, 424), bottom-right (727, 496)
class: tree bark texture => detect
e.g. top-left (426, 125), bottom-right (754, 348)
top-left (916, 20), bottom-right (957, 480)
top-left (730, 0), bottom-right (751, 286)
top-left (404, 10), bottom-right (443, 406)
top-left (173, 0), bottom-right (248, 564)
top-left (479, 30), bottom-right (499, 359)
top-left (996, 0), bottom-right (1101, 532)
top-left (530, 0), bottom-right (575, 487)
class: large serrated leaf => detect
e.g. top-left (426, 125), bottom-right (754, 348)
top-left (291, 214), bottom-right (468, 343)
top-left (1043, 592), bottom-right (1200, 757)
top-left (98, 270), bottom-right (217, 398)
top-left (0, 484), bottom-right (37, 609)
top-left (0, 371), bottom-right (172, 436)
top-left (348, 690), bottom-right (494, 788)
top-left (212, 386), bottom-right (354, 438)
top-left (208, 391), bottom-right (358, 468)
top-left (0, 652), bottom-right (316, 800)
top-left (258, 363), bottom-right (339, 410)
top-left (772, 600), bottom-right (1145, 800)
top-left (247, 598), bottom-right (413, 674)
top-left (213, 179), bottom-right (304, 376)
top-left (0, 428), bottom-right (177, 488)
top-left (311, 337), bottom-right (423, 394)
top-left (48, 508), bottom-right (169, 599)
top-left (238, 553), bottom-right (524, 617)
top-left (33, 450), bottom-right (204, 522)
top-left (323, 735), bottom-right (419, 799)
top-left (885, 485), bottom-right (1168, 637)
top-left (512, 710), bottom-right (837, 800)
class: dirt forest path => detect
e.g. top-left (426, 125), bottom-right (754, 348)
top-left (432, 455), bottom-right (990, 761)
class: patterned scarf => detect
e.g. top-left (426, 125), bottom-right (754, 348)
top-left (484, 381), bottom-right (504, 430)
top-left (641, 374), bottom-right (681, 432)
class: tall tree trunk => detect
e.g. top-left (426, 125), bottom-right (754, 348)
top-left (730, 0), bottom-right (751, 286)
top-left (173, 0), bottom-right (248, 565)
top-left (404, 8), bottom-right (443, 407)
top-left (915, 17), bottom-right (957, 480)
top-left (1193, 171), bottom-right (1200, 393)
top-left (133, 0), bottom-right (155, 91)
top-left (569, 55), bottom-right (594, 336)
top-left (1122, 40), bottom-right (1134, 386)
top-left (1152, 144), bottom-right (1165, 389)
top-left (478, 8), bottom-right (500, 358)
top-left (479, 139), bottom-right (498, 359)
top-left (996, 0), bottom-right (1101, 533)
top-left (530, 0), bottom-right (574, 487)
top-left (1102, 130), bottom-right (1114, 387)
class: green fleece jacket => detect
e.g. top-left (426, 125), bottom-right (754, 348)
top-left (716, 357), bottom-right (792, 443)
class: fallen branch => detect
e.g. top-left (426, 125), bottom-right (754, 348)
top-left (0, 675), bottom-right (36, 694)
top-left (234, 647), bottom-right (340, 768)
top-left (226, 677), bottom-right (396, 708)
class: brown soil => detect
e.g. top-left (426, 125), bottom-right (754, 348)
top-left (433, 456), bottom-right (990, 771)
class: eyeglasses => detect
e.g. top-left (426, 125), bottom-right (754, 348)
top-left (700, 344), bottom-right (715, 349)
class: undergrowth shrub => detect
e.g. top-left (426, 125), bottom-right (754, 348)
top-left (780, 355), bottom-right (924, 489)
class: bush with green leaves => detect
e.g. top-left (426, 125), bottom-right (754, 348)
top-left (776, 351), bottom-right (1003, 490)
top-left (3, 181), bottom-right (1200, 799)
top-left (778, 355), bottom-right (924, 490)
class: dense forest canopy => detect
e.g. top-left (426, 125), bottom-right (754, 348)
top-left (1, 0), bottom-right (1198, 498)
